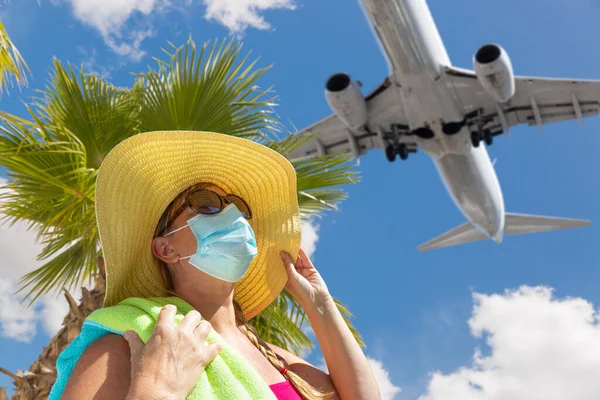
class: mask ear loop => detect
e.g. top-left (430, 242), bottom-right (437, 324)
top-left (163, 225), bottom-right (194, 261)
top-left (163, 223), bottom-right (189, 237)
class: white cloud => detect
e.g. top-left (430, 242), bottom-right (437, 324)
top-left (0, 277), bottom-right (81, 342)
top-left (301, 220), bottom-right (319, 258)
top-left (104, 28), bottom-right (153, 62)
top-left (67, 0), bottom-right (160, 37)
top-left (0, 179), bottom-right (87, 341)
top-left (77, 46), bottom-right (124, 79)
top-left (203, 0), bottom-right (295, 33)
top-left (420, 286), bottom-right (600, 400)
top-left (60, 0), bottom-right (296, 61)
top-left (0, 279), bottom-right (37, 342)
top-left (62, 0), bottom-right (163, 61)
top-left (317, 356), bottom-right (401, 400)
top-left (0, 179), bottom-right (42, 341)
top-left (0, 182), bottom-right (45, 281)
top-left (369, 358), bottom-right (402, 400)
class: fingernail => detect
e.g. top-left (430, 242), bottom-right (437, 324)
top-left (123, 331), bottom-right (130, 341)
top-left (280, 251), bottom-right (288, 260)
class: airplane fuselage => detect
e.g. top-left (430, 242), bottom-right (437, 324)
top-left (361, 0), bottom-right (505, 240)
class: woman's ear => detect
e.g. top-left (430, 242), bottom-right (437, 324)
top-left (152, 237), bottom-right (179, 264)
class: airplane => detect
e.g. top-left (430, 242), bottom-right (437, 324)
top-left (288, 0), bottom-right (597, 251)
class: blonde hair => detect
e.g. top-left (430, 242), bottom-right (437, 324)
top-left (154, 184), bottom-right (335, 400)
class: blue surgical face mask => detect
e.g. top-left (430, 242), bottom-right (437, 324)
top-left (164, 204), bottom-right (258, 282)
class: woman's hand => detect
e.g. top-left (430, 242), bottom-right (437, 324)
top-left (281, 248), bottom-right (332, 313)
top-left (124, 305), bottom-right (221, 400)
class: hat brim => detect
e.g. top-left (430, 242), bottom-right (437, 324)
top-left (96, 131), bottom-right (301, 319)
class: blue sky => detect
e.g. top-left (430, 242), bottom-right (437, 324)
top-left (2, 0), bottom-right (600, 399)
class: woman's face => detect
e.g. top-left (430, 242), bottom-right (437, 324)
top-left (152, 183), bottom-right (232, 285)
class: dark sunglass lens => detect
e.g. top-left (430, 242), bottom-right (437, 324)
top-left (226, 195), bottom-right (252, 219)
top-left (188, 190), bottom-right (222, 214)
top-left (198, 205), bottom-right (221, 214)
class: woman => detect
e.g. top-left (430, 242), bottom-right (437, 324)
top-left (51, 131), bottom-right (380, 400)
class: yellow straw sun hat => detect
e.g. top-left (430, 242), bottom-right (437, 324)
top-left (96, 130), bottom-right (301, 319)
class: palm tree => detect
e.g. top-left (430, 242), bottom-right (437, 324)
top-left (0, 20), bottom-right (29, 93)
top-left (0, 37), bottom-right (362, 399)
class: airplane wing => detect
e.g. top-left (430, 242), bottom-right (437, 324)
top-left (445, 66), bottom-right (600, 135)
top-left (287, 78), bottom-right (416, 160)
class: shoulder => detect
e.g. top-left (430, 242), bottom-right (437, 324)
top-left (267, 343), bottom-right (336, 394)
top-left (86, 332), bottom-right (130, 352)
top-left (61, 334), bottom-right (131, 400)
top-left (267, 343), bottom-right (305, 366)
top-left (78, 333), bottom-right (130, 367)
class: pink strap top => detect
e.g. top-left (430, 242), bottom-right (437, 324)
top-left (269, 381), bottom-right (302, 399)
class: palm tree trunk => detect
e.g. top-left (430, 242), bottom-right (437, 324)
top-left (0, 259), bottom-right (106, 400)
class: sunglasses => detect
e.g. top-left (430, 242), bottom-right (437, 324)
top-left (184, 188), bottom-right (252, 220)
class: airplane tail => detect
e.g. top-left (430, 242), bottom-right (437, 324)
top-left (502, 213), bottom-right (591, 235)
top-left (418, 213), bottom-right (590, 251)
top-left (418, 221), bottom-right (487, 251)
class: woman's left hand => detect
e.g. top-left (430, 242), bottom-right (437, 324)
top-left (281, 248), bottom-right (331, 312)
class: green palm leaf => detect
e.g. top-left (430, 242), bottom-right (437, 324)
top-left (0, 112), bottom-right (99, 305)
top-left (252, 289), bottom-right (365, 354)
top-left (0, 59), bottom-right (139, 305)
top-left (35, 59), bottom-right (142, 168)
top-left (269, 133), bottom-right (360, 217)
top-left (138, 37), bottom-right (276, 140)
top-left (0, 20), bottom-right (29, 93)
top-left (251, 290), bottom-right (313, 355)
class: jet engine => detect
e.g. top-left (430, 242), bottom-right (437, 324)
top-left (325, 73), bottom-right (368, 130)
top-left (473, 44), bottom-right (515, 103)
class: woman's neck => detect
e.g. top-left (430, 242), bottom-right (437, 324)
top-left (175, 287), bottom-right (239, 333)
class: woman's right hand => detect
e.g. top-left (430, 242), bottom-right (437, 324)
top-left (124, 304), bottom-right (222, 400)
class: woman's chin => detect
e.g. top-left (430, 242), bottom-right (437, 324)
top-left (175, 267), bottom-right (237, 295)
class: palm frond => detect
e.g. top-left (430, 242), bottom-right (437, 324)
top-left (0, 60), bottom-right (136, 304)
top-left (0, 115), bottom-right (98, 304)
top-left (251, 290), bottom-right (313, 354)
top-left (295, 153), bottom-right (360, 217)
top-left (266, 130), bottom-right (313, 156)
top-left (15, 236), bottom-right (98, 306)
top-left (34, 59), bottom-right (141, 168)
top-left (251, 289), bottom-right (365, 355)
top-left (0, 20), bottom-right (29, 93)
top-left (265, 135), bottom-right (361, 218)
top-left (137, 37), bottom-right (276, 141)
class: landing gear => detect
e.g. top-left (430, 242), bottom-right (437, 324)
top-left (385, 145), bottom-right (396, 162)
top-left (471, 129), bottom-right (495, 148)
top-left (470, 131), bottom-right (481, 148)
top-left (385, 144), bottom-right (415, 162)
top-left (483, 130), bottom-right (494, 146)
top-left (383, 123), bottom-right (418, 163)
top-left (398, 144), bottom-right (409, 160)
